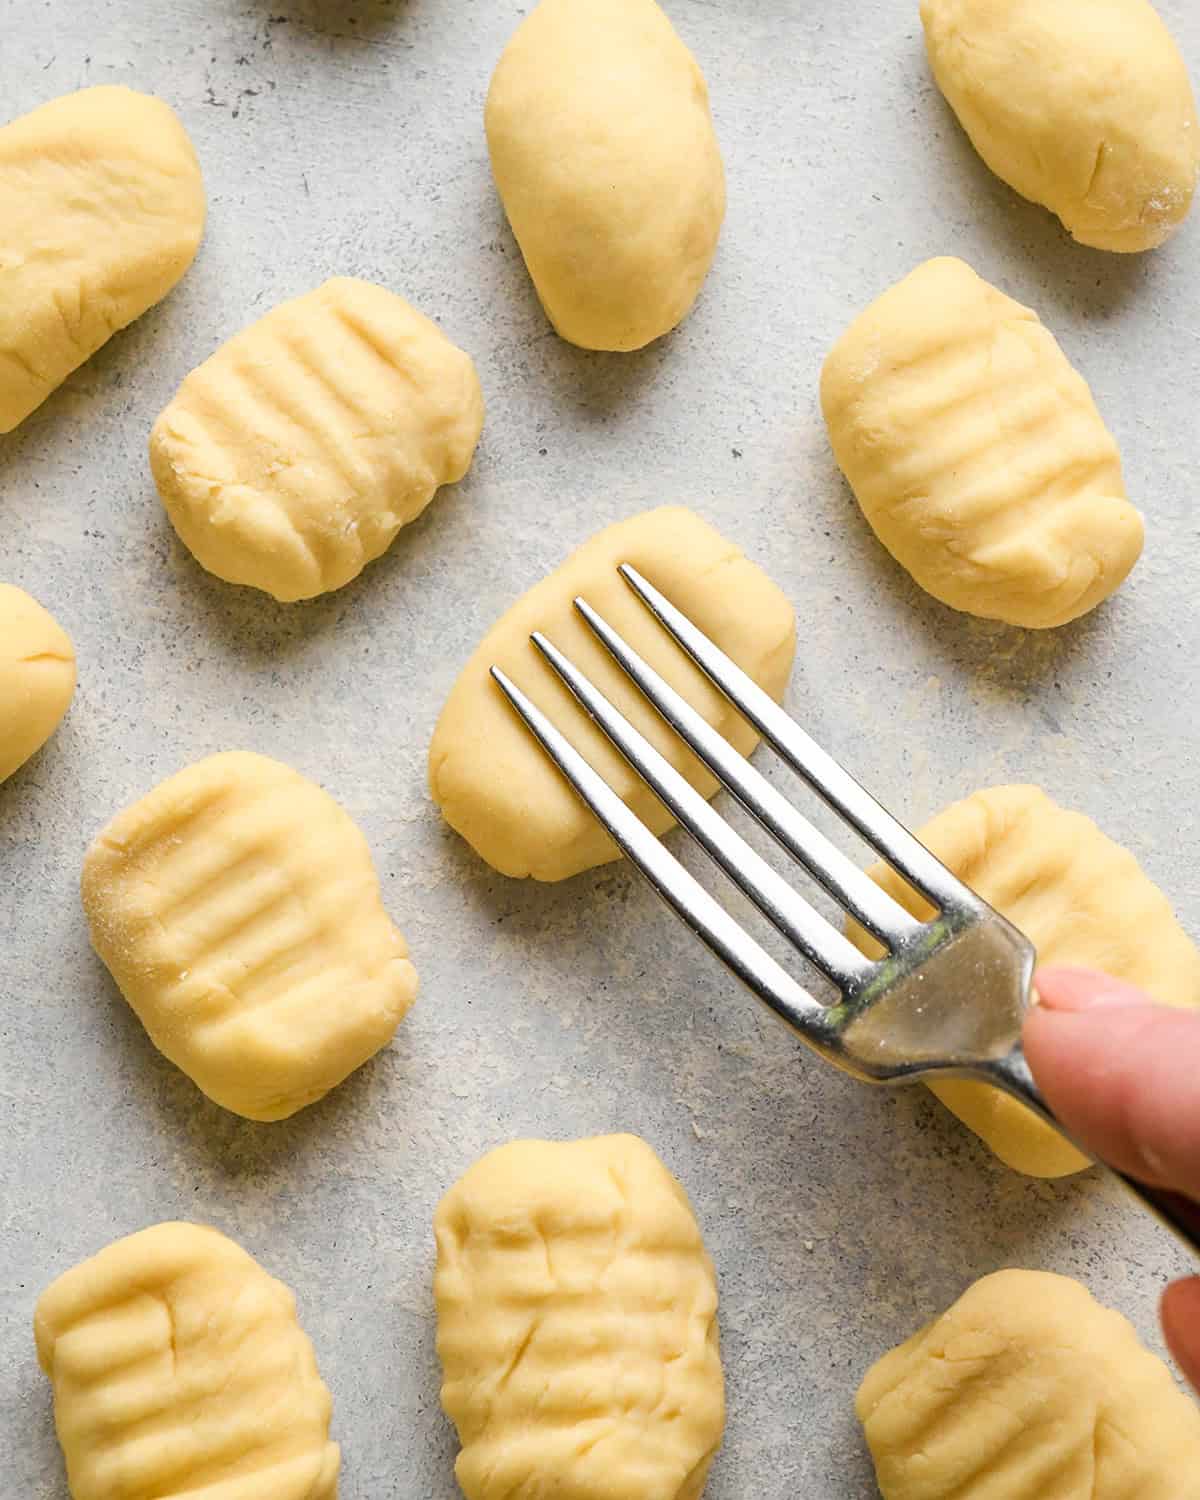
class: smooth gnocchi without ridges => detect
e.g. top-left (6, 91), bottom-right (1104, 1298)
top-left (0, 584), bottom-right (76, 783)
top-left (850, 784), bottom-right (1200, 1177)
top-left (435, 1134), bottom-right (726, 1500)
top-left (82, 751), bottom-right (418, 1121)
top-left (35, 1222), bottom-right (340, 1500)
top-left (821, 257), bottom-right (1144, 628)
top-left (486, 0), bottom-right (725, 350)
top-left (429, 507), bottom-right (795, 881)
top-left (922, 0), bottom-right (1199, 253)
top-left (151, 277), bottom-right (484, 601)
top-left (857, 1270), bottom-right (1200, 1498)
top-left (0, 86), bottom-right (205, 432)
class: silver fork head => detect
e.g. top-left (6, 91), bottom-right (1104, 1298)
top-left (489, 567), bottom-right (1200, 1255)
top-left (488, 562), bottom-right (1036, 1089)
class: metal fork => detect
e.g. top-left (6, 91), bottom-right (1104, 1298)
top-left (490, 563), bottom-right (1200, 1256)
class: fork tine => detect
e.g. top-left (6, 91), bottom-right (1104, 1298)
top-left (528, 632), bottom-right (870, 988)
top-left (618, 564), bottom-right (975, 915)
top-left (489, 667), bottom-right (826, 1033)
top-left (573, 595), bottom-right (919, 948)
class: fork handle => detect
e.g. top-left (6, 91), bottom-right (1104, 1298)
top-left (983, 1048), bottom-right (1200, 1258)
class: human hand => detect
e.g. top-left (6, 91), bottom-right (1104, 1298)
top-left (1024, 966), bottom-right (1200, 1394)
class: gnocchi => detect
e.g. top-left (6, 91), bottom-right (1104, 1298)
top-left (435, 1135), bottom-right (725, 1500)
top-left (151, 278), bottom-right (484, 602)
top-left (81, 751), bottom-right (417, 1121)
top-left (0, 86), bottom-right (204, 432)
top-left (858, 1270), bottom-right (1200, 1498)
top-left (0, 585), bottom-right (76, 783)
top-left (428, 507), bottom-right (795, 881)
top-left (821, 257), bottom-right (1143, 628)
top-left (36, 1222), bottom-right (339, 1500)
top-left (922, 0), bottom-right (1199, 253)
top-left (486, 0), bottom-right (725, 350)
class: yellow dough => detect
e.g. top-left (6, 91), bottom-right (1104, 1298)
top-left (0, 86), bottom-right (205, 433)
top-left (485, 0), bottom-right (725, 351)
top-left (857, 1270), bottom-right (1200, 1498)
top-left (850, 785), bottom-right (1200, 1177)
top-left (821, 257), bottom-right (1143, 629)
top-left (921, 0), bottom-right (1199, 253)
top-left (429, 507), bottom-right (795, 881)
top-left (81, 751), bottom-right (417, 1121)
top-left (35, 1222), bottom-right (339, 1500)
top-left (150, 277), bottom-right (484, 602)
top-left (434, 1134), bottom-right (725, 1500)
top-left (0, 584), bottom-right (76, 782)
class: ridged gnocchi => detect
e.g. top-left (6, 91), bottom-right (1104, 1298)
top-left (81, 751), bottom-right (417, 1121)
top-left (434, 1135), bottom-right (725, 1500)
top-left (429, 507), bottom-right (796, 881)
top-left (821, 257), bottom-right (1144, 628)
top-left (150, 278), bottom-right (484, 602)
top-left (0, 584), bottom-right (76, 783)
top-left (850, 784), bottom-right (1200, 1177)
top-left (857, 1270), bottom-right (1200, 1498)
top-left (0, 86), bottom-right (205, 433)
top-left (35, 1222), bottom-right (339, 1500)
top-left (922, 0), bottom-right (1199, 253)
top-left (486, 0), bottom-right (725, 350)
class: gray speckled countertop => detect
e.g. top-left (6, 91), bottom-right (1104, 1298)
top-left (3, 0), bottom-right (1199, 1493)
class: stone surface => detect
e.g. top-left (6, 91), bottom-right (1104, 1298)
top-left (1, 1), bottom-right (1198, 1495)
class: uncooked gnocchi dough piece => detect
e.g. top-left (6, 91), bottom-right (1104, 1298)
top-left (0, 86), bottom-right (205, 433)
top-left (35, 1222), bottom-right (339, 1500)
top-left (81, 751), bottom-right (417, 1121)
top-left (857, 1270), bottom-right (1200, 1499)
top-left (429, 507), bottom-right (795, 881)
top-left (486, 0), bottom-right (725, 351)
top-left (150, 277), bottom-right (484, 602)
top-left (434, 1134), bottom-right (725, 1500)
top-left (821, 258), bottom-right (1143, 628)
top-left (0, 584), bottom-right (76, 782)
top-left (922, 0), bottom-right (1199, 253)
top-left (850, 784), bottom-right (1200, 1177)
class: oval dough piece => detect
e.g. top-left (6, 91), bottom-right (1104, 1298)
top-left (35, 1222), bottom-right (340, 1500)
top-left (428, 507), bottom-right (796, 881)
top-left (81, 751), bottom-right (418, 1121)
top-left (857, 1270), bottom-right (1200, 1498)
top-left (150, 277), bottom-right (484, 602)
top-left (486, 0), bottom-right (725, 351)
top-left (0, 584), bottom-right (76, 782)
top-left (435, 1134), bottom-right (725, 1500)
top-left (849, 784), bottom-right (1200, 1177)
top-left (0, 86), bottom-right (205, 433)
top-left (922, 0), bottom-right (1199, 253)
top-left (821, 257), bottom-right (1144, 629)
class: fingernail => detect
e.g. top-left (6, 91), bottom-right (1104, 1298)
top-left (1033, 966), bottom-right (1155, 1014)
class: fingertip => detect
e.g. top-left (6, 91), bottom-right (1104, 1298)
top-left (1021, 1003), bottom-right (1092, 1094)
top-left (1162, 1278), bottom-right (1200, 1395)
top-left (1033, 966), bottom-right (1156, 1013)
top-left (1023, 1005), bottom-right (1200, 1200)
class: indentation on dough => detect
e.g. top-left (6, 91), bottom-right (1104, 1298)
top-left (1084, 138), bottom-right (1109, 202)
top-left (435, 1136), bottom-right (724, 1500)
top-left (36, 1225), bottom-right (339, 1500)
top-left (19, 649), bottom-right (73, 665)
top-left (822, 259), bottom-right (1140, 626)
top-left (82, 753), bottom-right (416, 1119)
top-left (150, 280), bottom-right (481, 600)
